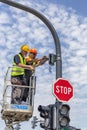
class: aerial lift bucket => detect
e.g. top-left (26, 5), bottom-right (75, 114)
top-left (1, 67), bottom-right (36, 127)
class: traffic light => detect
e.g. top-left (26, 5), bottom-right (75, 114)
top-left (61, 127), bottom-right (69, 130)
top-left (38, 105), bottom-right (50, 118)
top-left (68, 126), bottom-right (81, 130)
top-left (38, 105), bottom-right (50, 129)
top-left (38, 104), bottom-right (56, 130)
top-left (38, 104), bottom-right (81, 130)
top-left (59, 104), bottom-right (70, 129)
top-left (49, 53), bottom-right (56, 66)
top-left (61, 126), bottom-right (81, 130)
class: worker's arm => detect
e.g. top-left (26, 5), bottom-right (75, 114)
top-left (17, 63), bottom-right (34, 71)
top-left (14, 55), bottom-right (34, 71)
top-left (26, 57), bottom-right (41, 64)
top-left (34, 56), bottom-right (49, 67)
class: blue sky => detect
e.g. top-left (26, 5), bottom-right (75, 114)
top-left (46, 0), bottom-right (87, 16)
top-left (0, 0), bottom-right (87, 130)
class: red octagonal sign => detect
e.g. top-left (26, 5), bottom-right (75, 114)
top-left (53, 78), bottom-right (74, 102)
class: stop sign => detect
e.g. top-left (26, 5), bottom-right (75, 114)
top-left (53, 78), bottom-right (74, 102)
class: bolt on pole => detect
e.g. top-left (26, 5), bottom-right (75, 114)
top-left (0, 0), bottom-right (62, 130)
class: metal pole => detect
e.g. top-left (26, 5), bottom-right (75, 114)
top-left (0, 0), bottom-right (62, 130)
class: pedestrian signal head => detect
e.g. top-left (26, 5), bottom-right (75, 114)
top-left (21, 45), bottom-right (30, 52)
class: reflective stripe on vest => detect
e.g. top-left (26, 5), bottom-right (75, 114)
top-left (11, 54), bottom-right (26, 76)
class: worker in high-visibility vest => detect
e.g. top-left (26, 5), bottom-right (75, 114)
top-left (25, 48), bottom-right (48, 85)
top-left (24, 48), bottom-right (48, 104)
top-left (11, 45), bottom-right (34, 104)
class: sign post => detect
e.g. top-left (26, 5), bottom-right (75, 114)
top-left (53, 78), bottom-right (74, 102)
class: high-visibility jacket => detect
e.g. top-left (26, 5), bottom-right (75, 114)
top-left (25, 56), bottom-right (36, 66)
top-left (11, 54), bottom-right (26, 76)
top-left (25, 56), bottom-right (36, 77)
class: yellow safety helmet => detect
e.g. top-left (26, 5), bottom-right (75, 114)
top-left (21, 45), bottom-right (30, 52)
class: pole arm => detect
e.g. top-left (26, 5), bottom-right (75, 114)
top-left (0, 0), bottom-right (62, 78)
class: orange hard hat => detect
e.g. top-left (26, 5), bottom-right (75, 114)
top-left (29, 48), bottom-right (37, 54)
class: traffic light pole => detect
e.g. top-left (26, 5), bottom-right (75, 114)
top-left (0, 0), bottom-right (62, 130)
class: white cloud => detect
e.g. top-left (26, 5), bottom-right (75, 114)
top-left (0, 12), bottom-right (10, 24)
